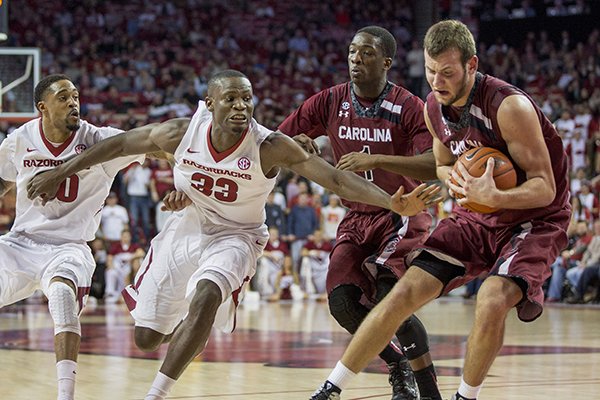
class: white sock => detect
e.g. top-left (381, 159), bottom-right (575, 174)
top-left (326, 361), bottom-right (357, 390)
top-left (145, 371), bottom-right (177, 400)
top-left (458, 377), bottom-right (482, 399)
top-left (56, 360), bottom-right (77, 400)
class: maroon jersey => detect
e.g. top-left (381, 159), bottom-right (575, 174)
top-left (264, 240), bottom-right (289, 255)
top-left (279, 82), bottom-right (432, 213)
top-left (108, 242), bottom-right (141, 270)
top-left (426, 73), bottom-right (570, 227)
top-left (303, 240), bottom-right (334, 262)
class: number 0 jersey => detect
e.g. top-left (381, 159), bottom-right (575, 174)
top-left (172, 101), bottom-right (276, 229)
top-left (0, 119), bottom-right (143, 242)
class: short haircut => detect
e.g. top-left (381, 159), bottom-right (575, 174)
top-left (207, 69), bottom-right (249, 95)
top-left (356, 26), bottom-right (397, 59)
top-left (34, 74), bottom-right (72, 106)
top-left (423, 20), bottom-right (476, 65)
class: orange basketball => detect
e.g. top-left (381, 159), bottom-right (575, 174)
top-left (450, 147), bottom-right (517, 214)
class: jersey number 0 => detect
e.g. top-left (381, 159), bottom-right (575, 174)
top-left (56, 175), bottom-right (80, 202)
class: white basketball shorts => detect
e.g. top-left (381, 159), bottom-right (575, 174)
top-left (123, 213), bottom-right (267, 335)
top-left (0, 232), bottom-right (95, 310)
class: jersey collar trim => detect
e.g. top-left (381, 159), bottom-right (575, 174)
top-left (206, 123), bottom-right (249, 163)
top-left (350, 81), bottom-right (393, 118)
top-left (38, 119), bottom-right (77, 157)
top-left (444, 72), bottom-right (483, 131)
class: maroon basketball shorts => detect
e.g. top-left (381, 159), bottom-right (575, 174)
top-left (408, 210), bottom-right (570, 322)
top-left (327, 209), bottom-right (431, 302)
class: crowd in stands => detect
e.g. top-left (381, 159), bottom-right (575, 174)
top-left (1, 0), bottom-right (600, 304)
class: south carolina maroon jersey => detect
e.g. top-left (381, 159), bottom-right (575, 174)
top-left (172, 101), bottom-right (276, 228)
top-left (0, 119), bottom-right (143, 242)
top-left (279, 82), bottom-right (432, 213)
top-left (426, 73), bottom-right (570, 227)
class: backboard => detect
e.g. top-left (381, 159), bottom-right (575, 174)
top-left (0, 47), bottom-right (41, 120)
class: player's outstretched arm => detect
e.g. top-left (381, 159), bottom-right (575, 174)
top-left (262, 132), bottom-right (440, 216)
top-left (336, 151), bottom-right (437, 181)
top-left (27, 118), bottom-right (190, 202)
top-left (291, 133), bottom-right (320, 155)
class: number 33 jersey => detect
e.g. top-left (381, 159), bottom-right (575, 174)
top-left (173, 101), bottom-right (276, 229)
top-left (0, 119), bottom-right (143, 242)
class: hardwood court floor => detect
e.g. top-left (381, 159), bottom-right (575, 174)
top-left (1, 296), bottom-right (599, 399)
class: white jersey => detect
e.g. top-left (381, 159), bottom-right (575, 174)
top-left (173, 101), bottom-right (276, 229)
top-left (0, 118), bottom-right (143, 243)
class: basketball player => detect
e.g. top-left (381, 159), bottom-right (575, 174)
top-left (310, 20), bottom-right (570, 400)
top-left (0, 74), bottom-right (144, 400)
top-left (27, 70), bottom-right (440, 400)
top-left (279, 26), bottom-right (441, 400)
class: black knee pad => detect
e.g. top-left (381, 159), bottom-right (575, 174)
top-left (328, 285), bottom-right (370, 334)
top-left (375, 275), bottom-right (396, 303)
top-left (396, 314), bottom-right (430, 360)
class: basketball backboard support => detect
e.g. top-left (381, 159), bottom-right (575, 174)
top-left (0, 0), bottom-right (8, 42)
top-left (0, 47), bottom-right (41, 120)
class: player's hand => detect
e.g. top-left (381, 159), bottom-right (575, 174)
top-left (391, 183), bottom-right (442, 216)
top-left (293, 134), bottom-right (320, 155)
top-left (336, 152), bottom-right (375, 172)
top-left (447, 158), bottom-right (497, 207)
top-left (161, 191), bottom-right (192, 211)
top-left (27, 169), bottom-right (65, 205)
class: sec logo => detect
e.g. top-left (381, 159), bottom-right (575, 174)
top-left (238, 157), bottom-right (251, 170)
top-left (74, 144), bottom-right (87, 154)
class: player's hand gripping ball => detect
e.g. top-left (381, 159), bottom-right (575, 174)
top-left (450, 147), bottom-right (517, 213)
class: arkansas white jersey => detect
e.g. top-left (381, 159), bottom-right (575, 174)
top-left (0, 118), bottom-right (143, 242)
top-left (173, 101), bottom-right (276, 228)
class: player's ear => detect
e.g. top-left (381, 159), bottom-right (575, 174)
top-left (205, 97), bottom-right (214, 112)
top-left (37, 101), bottom-right (46, 113)
top-left (467, 55), bottom-right (478, 75)
top-left (383, 57), bottom-right (393, 71)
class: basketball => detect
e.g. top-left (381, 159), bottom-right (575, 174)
top-left (450, 147), bottom-right (517, 213)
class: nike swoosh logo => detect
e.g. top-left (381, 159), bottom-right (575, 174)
top-left (464, 150), bottom-right (477, 161)
top-left (187, 148), bottom-right (201, 153)
top-left (27, 148), bottom-right (37, 152)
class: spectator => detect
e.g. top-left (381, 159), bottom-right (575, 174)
top-left (100, 191), bottom-right (130, 245)
top-left (547, 220), bottom-right (592, 302)
top-left (124, 159), bottom-right (153, 244)
top-left (406, 39), bottom-right (425, 97)
top-left (564, 219), bottom-right (600, 297)
top-left (268, 258), bottom-right (299, 302)
top-left (254, 226), bottom-right (293, 299)
top-left (299, 229), bottom-right (333, 300)
top-left (569, 194), bottom-right (593, 227)
top-left (287, 192), bottom-right (319, 271)
top-left (319, 194), bottom-right (346, 242)
top-left (579, 181), bottom-right (599, 219)
top-left (105, 230), bottom-right (145, 304)
top-left (265, 189), bottom-right (287, 234)
top-left (570, 167), bottom-right (587, 194)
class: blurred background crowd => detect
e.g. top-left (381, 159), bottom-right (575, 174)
top-left (1, 0), bottom-right (600, 304)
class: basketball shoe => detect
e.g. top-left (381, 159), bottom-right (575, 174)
top-left (310, 381), bottom-right (341, 400)
top-left (451, 393), bottom-right (476, 400)
top-left (388, 360), bottom-right (418, 400)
